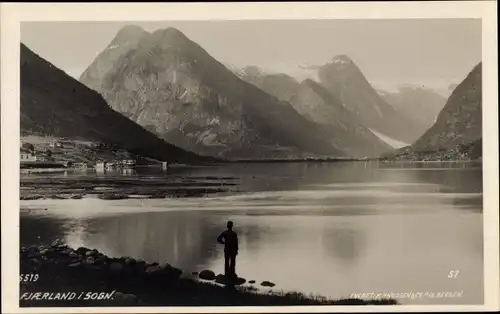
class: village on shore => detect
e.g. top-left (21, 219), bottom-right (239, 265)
top-left (20, 135), bottom-right (169, 171)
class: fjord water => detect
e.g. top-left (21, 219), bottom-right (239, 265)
top-left (20, 161), bottom-right (483, 305)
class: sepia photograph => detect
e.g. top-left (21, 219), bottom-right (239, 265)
top-left (1, 1), bottom-right (499, 313)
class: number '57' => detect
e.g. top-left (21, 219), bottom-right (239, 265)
top-left (448, 270), bottom-right (460, 278)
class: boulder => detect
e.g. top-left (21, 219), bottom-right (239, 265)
top-left (39, 249), bottom-right (49, 255)
top-left (57, 244), bottom-right (69, 251)
top-left (214, 274), bottom-right (246, 286)
top-left (76, 247), bottom-right (90, 255)
top-left (68, 252), bottom-right (78, 258)
top-left (248, 280), bottom-right (256, 284)
top-left (124, 258), bottom-right (135, 265)
top-left (261, 281), bottom-right (276, 287)
top-left (198, 270), bottom-right (216, 281)
top-left (51, 239), bottom-right (64, 247)
top-left (85, 256), bottom-right (96, 265)
top-left (85, 249), bottom-right (98, 257)
top-left (70, 194), bottom-right (83, 199)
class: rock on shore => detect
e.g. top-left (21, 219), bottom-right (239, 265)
top-left (20, 240), bottom-right (398, 306)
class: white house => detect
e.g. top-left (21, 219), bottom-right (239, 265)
top-left (20, 149), bottom-right (36, 162)
top-left (34, 155), bottom-right (49, 162)
top-left (95, 162), bottom-right (105, 172)
top-left (20, 153), bottom-right (36, 162)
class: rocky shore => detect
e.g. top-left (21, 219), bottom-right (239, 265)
top-left (20, 241), bottom-right (398, 307)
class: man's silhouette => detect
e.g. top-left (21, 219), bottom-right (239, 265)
top-left (217, 221), bottom-right (238, 277)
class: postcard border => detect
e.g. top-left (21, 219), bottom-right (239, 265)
top-left (1, 1), bottom-right (498, 313)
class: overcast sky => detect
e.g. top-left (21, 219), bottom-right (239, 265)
top-left (21, 19), bottom-right (481, 92)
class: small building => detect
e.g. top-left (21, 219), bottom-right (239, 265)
top-left (34, 155), bottom-right (49, 162)
top-left (122, 159), bottom-right (136, 167)
top-left (74, 162), bottom-right (88, 169)
top-left (106, 162), bottom-right (117, 170)
top-left (49, 141), bottom-right (63, 148)
top-left (20, 149), bottom-right (36, 162)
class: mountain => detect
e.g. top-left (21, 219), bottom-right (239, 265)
top-left (79, 27), bottom-right (345, 160)
top-left (288, 79), bottom-right (393, 156)
top-left (317, 55), bottom-right (420, 144)
top-left (236, 67), bottom-right (392, 157)
top-left (411, 63), bottom-right (482, 151)
top-left (79, 25), bottom-right (149, 92)
top-left (235, 66), bottom-right (300, 103)
top-left (379, 86), bottom-right (447, 137)
top-left (382, 62), bottom-right (482, 161)
top-left (20, 43), bottom-right (208, 164)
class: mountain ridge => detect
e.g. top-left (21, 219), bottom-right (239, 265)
top-left (80, 26), bottom-right (346, 159)
top-left (235, 66), bottom-right (393, 157)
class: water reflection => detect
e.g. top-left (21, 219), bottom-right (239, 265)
top-left (19, 162), bottom-right (483, 304)
top-left (55, 211), bottom-right (221, 271)
top-left (20, 214), bottom-right (68, 246)
top-left (323, 224), bottom-right (366, 267)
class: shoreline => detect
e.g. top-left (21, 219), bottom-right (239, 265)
top-left (19, 159), bottom-right (482, 171)
top-left (20, 241), bottom-right (398, 307)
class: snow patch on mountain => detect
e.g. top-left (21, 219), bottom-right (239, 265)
top-left (368, 128), bottom-right (409, 149)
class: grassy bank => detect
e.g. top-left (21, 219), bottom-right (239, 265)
top-left (20, 242), bottom-right (398, 307)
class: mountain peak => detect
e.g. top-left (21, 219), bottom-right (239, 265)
top-left (329, 54), bottom-right (354, 65)
top-left (301, 78), bottom-right (317, 86)
top-left (151, 27), bottom-right (190, 43)
top-left (111, 25), bottom-right (148, 45)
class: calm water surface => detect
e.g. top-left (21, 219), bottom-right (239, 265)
top-left (20, 161), bottom-right (483, 305)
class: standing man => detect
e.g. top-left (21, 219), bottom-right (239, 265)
top-left (217, 221), bottom-right (239, 277)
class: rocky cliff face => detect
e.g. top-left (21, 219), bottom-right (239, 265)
top-left (21, 43), bottom-right (207, 164)
top-left (380, 86), bottom-right (447, 137)
top-left (317, 55), bottom-right (420, 144)
top-left (411, 62), bottom-right (482, 151)
top-left (80, 25), bottom-right (148, 92)
top-left (382, 63), bottom-right (482, 160)
top-left (80, 27), bottom-right (345, 159)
